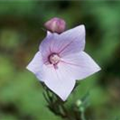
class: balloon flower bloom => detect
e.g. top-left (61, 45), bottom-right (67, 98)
top-left (26, 22), bottom-right (101, 101)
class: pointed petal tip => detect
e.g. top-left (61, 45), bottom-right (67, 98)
top-left (26, 64), bottom-right (31, 71)
top-left (46, 31), bottom-right (52, 36)
top-left (26, 64), bottom-right (44, 82)
top-left (58, 93), bottom-right (69, 101)
top-left (94, 61), bottom-right (102, 72)
top-left (80, 24), bottom-right (85, 28)
top-left (26, 64), bottom-right (35, 74)
top-left (96, 65), bottom-right (102, 72)
top-left (89, 62), bottom-right (102, 75)
top-left (78, 24), bottom-right (85, 32)
top-left (26, 63), bottom-right (30, 69)
top-left (60, 96), bottom-right (67, 101)
top-left (88, 65), bottom-right (101, 77)
top-left (46, 30), bottom-right (59, 37)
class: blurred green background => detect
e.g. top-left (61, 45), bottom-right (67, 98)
top-left (0, 1), bottom-right (120, 120)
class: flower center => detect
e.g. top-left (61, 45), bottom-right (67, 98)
top-left (49, 53), bottom-right (60, 65)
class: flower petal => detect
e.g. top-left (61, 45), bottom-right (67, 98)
top-left (26, 51), bottom-right (44, 82)
top-left (57, 25), bottom-right (85, 56)
top-left (43, 64), bottom-right (75, 101)
top-left (39, 31), bottom-right (59, 63)
top-left (61, 51), bottom-right (101, 80)
top-left (39, 25), bottom-right (85, 59)
top-left (39, 31), bottom-right (53, 58)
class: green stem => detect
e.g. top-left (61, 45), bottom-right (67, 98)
top-left (81, 110), bottom-right (86, 120)
top-left (42, 83), bottom-right (87, 120)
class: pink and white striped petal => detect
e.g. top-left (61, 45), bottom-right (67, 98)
top-left (26, 51), bottom-right (44, 82)
top-left (57, 25), bottom-right (85, 57)
top-left (42, 64), bottom-right (75, 101)
top-left (39, 25), bottom-right (85, 59)
top-left (61, 51), bottom-right (101, 80)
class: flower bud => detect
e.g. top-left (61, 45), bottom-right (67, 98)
top-left (44, 17), bottom-right (66, 34)
top-left (76, 100), bottom-right (82, 107)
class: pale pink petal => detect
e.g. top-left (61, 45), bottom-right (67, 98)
top-left (39, 31), bottom-right (59, 62)
top-left (26, 51), bottom-right (44, 82)
top-left (42, 64), bottom-right (75, 101)
top-left (55, 25), bottom-right (85, 56)
top-left (61, 51), bottom-right (101, 80)
top-left (39, 25), bottom-right (85, 59)
top-left (39, 31), bottom-right (53, 58)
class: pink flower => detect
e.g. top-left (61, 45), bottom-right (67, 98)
top-left (44, 17), bottom-right (66, 34)
top-left (26, 25), bottom-right (101, 101)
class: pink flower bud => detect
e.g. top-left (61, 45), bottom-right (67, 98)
top-left (44, 17), bottom-right (66, 34)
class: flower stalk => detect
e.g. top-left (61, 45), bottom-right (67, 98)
top-left (41, 83), bottom-right (89, 120)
